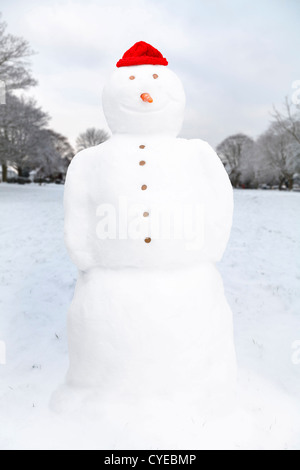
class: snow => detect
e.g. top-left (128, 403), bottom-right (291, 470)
top-left (0, 183), bottom-right (299, 450)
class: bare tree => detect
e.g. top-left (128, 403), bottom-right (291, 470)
top-left (257, 123), bottom-right (300, 190)
top-left (0, 93), bottom-right (49, 177)
top-left (52, 131), bottom-right (74, 166)
top-left (216, 133), bottom-right (254, 187)
top-left (272, 97), bottom-right (300, 146)
top-left (0, 13), bottom-right (37, 91)
top-left (33, 130), bottom-right (74, 179)
top-left (0, 95), bottom-right (74, 180)
top-left (0, 13), bottom-right (37, 180)
top-left (76, 128), bottom-right (109, 152)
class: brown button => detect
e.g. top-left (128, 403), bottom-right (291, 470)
top-left (153, 74), bottom-right (158, 79)
top-left (145, 237), bottom-right (152, 244)
top-left (141, 185), bottom-right (147, 191)
top-left (143, 212), bottom-right (150, 217)
top-left (129, 76), bottom-right (135, 80)
top-left (139, 145), bottom-right (145, 149)
top-left (139, 160), bottom-right (146, 166)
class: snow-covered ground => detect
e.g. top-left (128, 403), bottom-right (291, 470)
top-left (0, 184), bottom-right (299, 450)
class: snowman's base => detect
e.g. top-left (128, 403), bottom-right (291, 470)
top-left (50, 382), bottom-right (238, 450)
top-left (65, 264), bottom-right (236, 407)
top-left (51, 381), bottom-right (236, 420)
top-left (49, 370), bottom-right (299, 450)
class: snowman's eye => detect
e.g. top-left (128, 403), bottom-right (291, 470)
top-left (129, 76), bottom-right (135, 80)
top-left (153, 74), bottom-right (158, 79)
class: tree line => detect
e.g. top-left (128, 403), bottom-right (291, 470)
top-left (0, 13), bottom-right (109, 183)
top-left (216, 99), bottom-right (300, 190)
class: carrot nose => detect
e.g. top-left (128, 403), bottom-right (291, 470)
top-left (141, 93), bottom-right (153, 103)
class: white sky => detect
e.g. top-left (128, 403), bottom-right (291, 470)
top-left (1, 0), bottom-right (299, 148)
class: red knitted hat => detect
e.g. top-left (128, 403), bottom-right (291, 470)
top-left (116, 41), bottom-right (168, 68)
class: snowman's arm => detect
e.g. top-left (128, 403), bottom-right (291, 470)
top-left (192, 139), bottom-right (234, 261)
top-left (64, 152), bottom-right (96, 272)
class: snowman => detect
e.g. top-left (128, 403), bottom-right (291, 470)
top-left (63, 42), bottom-right (236, 415)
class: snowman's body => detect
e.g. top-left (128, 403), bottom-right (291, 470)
top-left (64, 56), bottom-right (236, 412)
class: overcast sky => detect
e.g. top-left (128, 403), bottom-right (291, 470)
top-left (1, 0), bottom-right (299, 148)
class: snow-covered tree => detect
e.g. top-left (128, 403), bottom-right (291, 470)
top-left (216, 134), bottom-right (255, 187)
top-left (76, 128), bottom-right (109, 152)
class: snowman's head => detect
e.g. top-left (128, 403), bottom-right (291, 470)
top-left (102, 42), bottom-right (186, 137)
